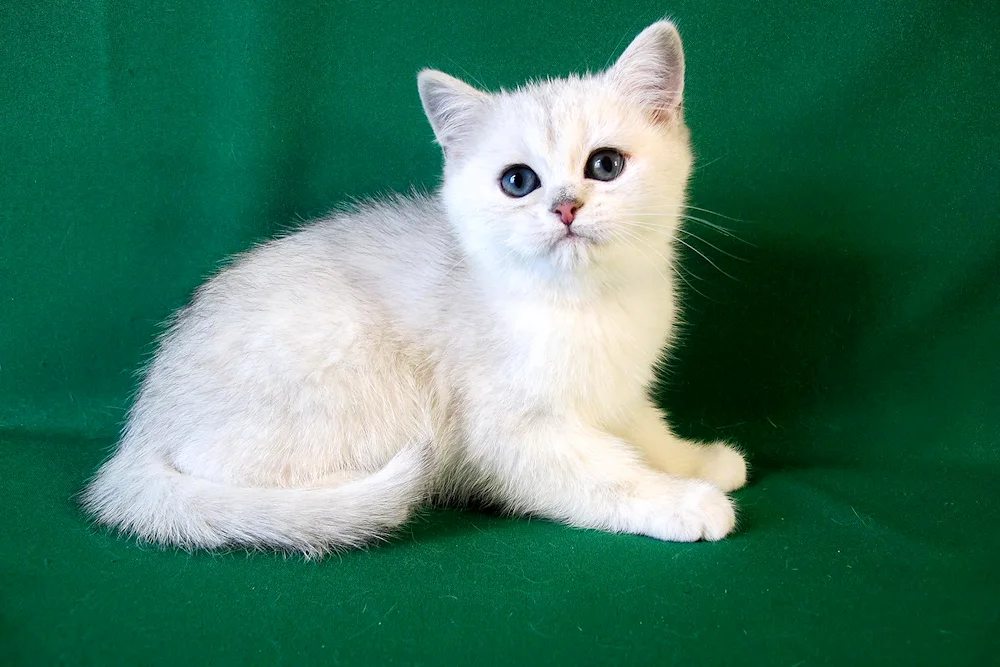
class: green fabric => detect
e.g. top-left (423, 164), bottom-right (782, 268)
top-left (2, 1), bottom-right (998, 664)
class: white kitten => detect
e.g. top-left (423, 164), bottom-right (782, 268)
top-left (82, 20), bottom-right (748, 558)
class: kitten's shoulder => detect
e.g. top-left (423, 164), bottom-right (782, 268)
top-left (297, 191), bottom-right (461, 290)
top-left (214, 191), bottom-right (451, 285)
top-left (311, 190), bottom-right (449, 242)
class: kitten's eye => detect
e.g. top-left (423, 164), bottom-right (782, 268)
top-left (499, 165), bottom-right (541, 198)
top-left (585, 148), bottom-right (626, 181)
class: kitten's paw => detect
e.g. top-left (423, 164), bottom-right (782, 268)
top-left (696, 443), bottom-right (748, 492)
top-left (644, 481), bottom-right (737, 542)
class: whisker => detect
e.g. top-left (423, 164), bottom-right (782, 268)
top-left (691, 155), bottom-right (725, 173)
top-left (674, 236), bottom-right (740, 282)
top-left (614, 219), bottom-right (749, 257)
top-left (677, 229), bottom-right (749, 262)
top-left (685, 205), bottom-right (755, 224)
top-left (614, 220), bottom-right (676, 235)
top-left (610, 227), bottom-right (715, 302)
top-left (683, 216), bottom-right (755, 246)
top-left (670, 264), bottom-right (713, 301)
top-left (619, 211), bottom-right (747, 240)
top-left (610, 227), bottom-right (672, 283)
top-left (617, 202), bottom-right (755, 226)
top-left (615, 219), bottom-right (742, 258)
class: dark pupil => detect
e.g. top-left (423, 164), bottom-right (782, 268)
top-left (511, 172), bottom-right (523, 188)
top-left (598, 156), bottom-right (612, 173)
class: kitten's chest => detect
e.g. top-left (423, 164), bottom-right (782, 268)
top-left (497, 292), bottom-right (674, 422)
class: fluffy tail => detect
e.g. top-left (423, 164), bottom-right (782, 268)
top-left (81, 443), bottom-right (432, 559)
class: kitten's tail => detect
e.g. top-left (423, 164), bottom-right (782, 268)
top-left (80, 442), bottom-right (432, 559)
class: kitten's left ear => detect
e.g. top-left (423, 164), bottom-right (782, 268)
top-left (608, 20), bottom-right (685, 122)
top-left (417, 69), bottom-right (488, 157)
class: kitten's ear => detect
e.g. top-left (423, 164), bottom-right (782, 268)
top-left (417, 69), bottom-right (487, 157)
top-left (608, 20), bottom-right (685, 122)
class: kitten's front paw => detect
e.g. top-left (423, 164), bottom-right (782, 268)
top-left (696, 443), bottom-right (748, 492)
top-left (644, 481), bottom-right (737, 542)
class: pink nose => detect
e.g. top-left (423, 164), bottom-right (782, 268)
top-left (552, 201), bottom-right (580, 226)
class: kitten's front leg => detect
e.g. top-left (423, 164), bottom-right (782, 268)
top-left (625, 401), bottom-right (748, 492)
top-left (481, 420), bottom-right (736, 542)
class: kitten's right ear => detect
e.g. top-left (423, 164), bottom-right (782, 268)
top-left (417, 69), bottom-right (487, 157)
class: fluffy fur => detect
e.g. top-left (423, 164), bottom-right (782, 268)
top-left (82, 20), bottom-right (748, 558)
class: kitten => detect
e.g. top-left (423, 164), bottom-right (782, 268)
top-left (82, 20), bottom-right (748, 558)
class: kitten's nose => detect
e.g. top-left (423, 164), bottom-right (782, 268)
top-left (551, 199), bottom-right (582, 226)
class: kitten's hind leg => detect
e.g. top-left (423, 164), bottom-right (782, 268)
top-left (476, 420), bottom-right (737, 542)
top-left (625, 402), bottom-right (748, 492)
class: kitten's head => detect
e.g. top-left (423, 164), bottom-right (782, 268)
top-left (418, 20), bottom-right (692, 292)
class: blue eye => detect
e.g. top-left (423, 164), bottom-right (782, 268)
top-left (499, 165), bottom-right (541, 197)
top-left (585, 148), bottom-right (626, 181)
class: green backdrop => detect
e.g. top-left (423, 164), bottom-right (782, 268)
top-left (2, 1), bottom-right (998, 664)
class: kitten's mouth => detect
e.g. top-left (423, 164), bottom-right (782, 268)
top-left (557, 228), bottom-right (595, 245)
top-left (546, 228), bottom-right (601, 265)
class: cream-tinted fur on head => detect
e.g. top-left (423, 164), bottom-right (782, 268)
top-left (82, 20), bottom-right (748, 558)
